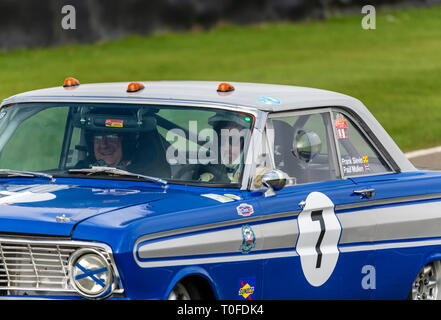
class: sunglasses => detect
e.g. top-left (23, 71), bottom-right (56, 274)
top-left (94, 134), bottom-right (121, 143)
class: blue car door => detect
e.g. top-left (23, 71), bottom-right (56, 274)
top-left (254, 109), bottom-right (397, 299)
top-left (257, 179), bottom-right (376, 299)
top-left (329, 110), bottom-right (440, 299)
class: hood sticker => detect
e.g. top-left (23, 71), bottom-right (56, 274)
top-left (236, 203), bottom-right (254, 217)
top-left (224, 194), bottom-right (242, 201)
top-left (201, 193), bottom-right (235, 203)
top-left (0, 185), bottom-right (69, 205)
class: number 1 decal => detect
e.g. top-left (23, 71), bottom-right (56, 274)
top-left (296, 192), bottom-right (342, 287)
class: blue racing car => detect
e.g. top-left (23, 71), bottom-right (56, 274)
top-left (0, 79), bottom-right (437, 300)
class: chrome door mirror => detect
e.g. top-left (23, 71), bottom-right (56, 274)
top-left (292, 130), bottom-right (322, 163)
top-left (261, 169), bottom-right (287, 197)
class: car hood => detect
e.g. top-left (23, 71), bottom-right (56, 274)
top-left (0, 182), bottom-right (167, 236)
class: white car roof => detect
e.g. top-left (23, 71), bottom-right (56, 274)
top-left (1, 80), bottom-right (416, 172)
top-left (2, 80), bottom-right (360, 112)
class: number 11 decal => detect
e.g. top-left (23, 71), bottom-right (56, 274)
top-left (296, 192), bottom-right (342, 287)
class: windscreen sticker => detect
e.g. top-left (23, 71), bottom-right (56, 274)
top-left (105, 119), bottom-right (124, 128)
top-left (341, 156), bottom-right (365, 174)
top-left (336, 128), bottom-right (348, 140)
top-left (334, 118), bottom-right (348, 128)
top-left (335, 118), bottom-right (348, 140)
top-left (201, 193), bottom-right (235, 203)
top-left (363, 156), bottom-right (370, 171)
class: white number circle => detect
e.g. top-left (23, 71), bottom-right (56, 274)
top-left (296, 192), bottom-right (341, 287)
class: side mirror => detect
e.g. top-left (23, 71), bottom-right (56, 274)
top-left (292, 130), bottom-right (322, 163)
top-left (261, 169), bottom-right (287, 197)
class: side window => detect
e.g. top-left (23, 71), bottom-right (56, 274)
top-left (332, 111), bottom-right (391, 176)
top-left (266, 111), bottom-right (339, 186)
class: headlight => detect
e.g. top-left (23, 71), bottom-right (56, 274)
top-left (68, 248), bottom-right (114, 299)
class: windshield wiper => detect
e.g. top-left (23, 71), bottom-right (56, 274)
top-left (68, 166), bottom-right (168, 187)
top-left (0, 169), bottom-right (55, 181)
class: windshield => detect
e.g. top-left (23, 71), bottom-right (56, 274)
top-left (0, 103), bottom-right (254, 186)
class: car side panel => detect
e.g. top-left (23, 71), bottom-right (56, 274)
top-left (349, 171), bottom-right (441, 299)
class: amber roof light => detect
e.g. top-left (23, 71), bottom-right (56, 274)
top-left (217, 82), bottom-right (235, 93)
top-left (127, 82), bottom-right (145, 93)
top-left (63, 77), bottom-right (80, 88)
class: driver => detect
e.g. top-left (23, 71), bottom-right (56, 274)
top-left (74, 129), bottom-right (134, 170)
top-left (92, 132), bottom-right (131, 168)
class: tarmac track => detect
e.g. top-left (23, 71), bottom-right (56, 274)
top-left (406, 146), bottom-right (441, 170)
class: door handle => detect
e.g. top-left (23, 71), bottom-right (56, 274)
top-left (353, 188), bottom-right (376, 199)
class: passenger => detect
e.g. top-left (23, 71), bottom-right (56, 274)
top-left (198, 114), bottom-right (249, 183)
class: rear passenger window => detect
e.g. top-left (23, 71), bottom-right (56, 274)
top-left (332, 111), bottom-right (391, 176)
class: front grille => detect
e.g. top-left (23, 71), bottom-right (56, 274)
top-left (0, 237), bottom-right (121, 297)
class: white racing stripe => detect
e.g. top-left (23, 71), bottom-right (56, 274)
top-left (134, 197), bottom-right (441, 268)
top-left (136, 251), bottom-right (299, 268)
top-left (340, 239), bottom-right (441, 253)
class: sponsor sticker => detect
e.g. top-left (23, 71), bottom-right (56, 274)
top-left (236, 203), bottom-right (254, 216)
top-left (240, 224), bottom-right (255, 254)
top-left (341, 156), bottom-right (368, 174)
top-left (335, 118), bottom-right (348, 139)
top-left (257, 96), bottom-right (281, 105)
top-left (335, 118), bottom-right (348, 129)
top-left (237, 277), bottom-right (256, 300)
top-left (363, 156), bottom-right (370, 171)
top-left (336, 128), bottom-right (348, 140)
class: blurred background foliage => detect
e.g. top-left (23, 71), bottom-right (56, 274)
top-left (0, 2), bottom-right (440, 151)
